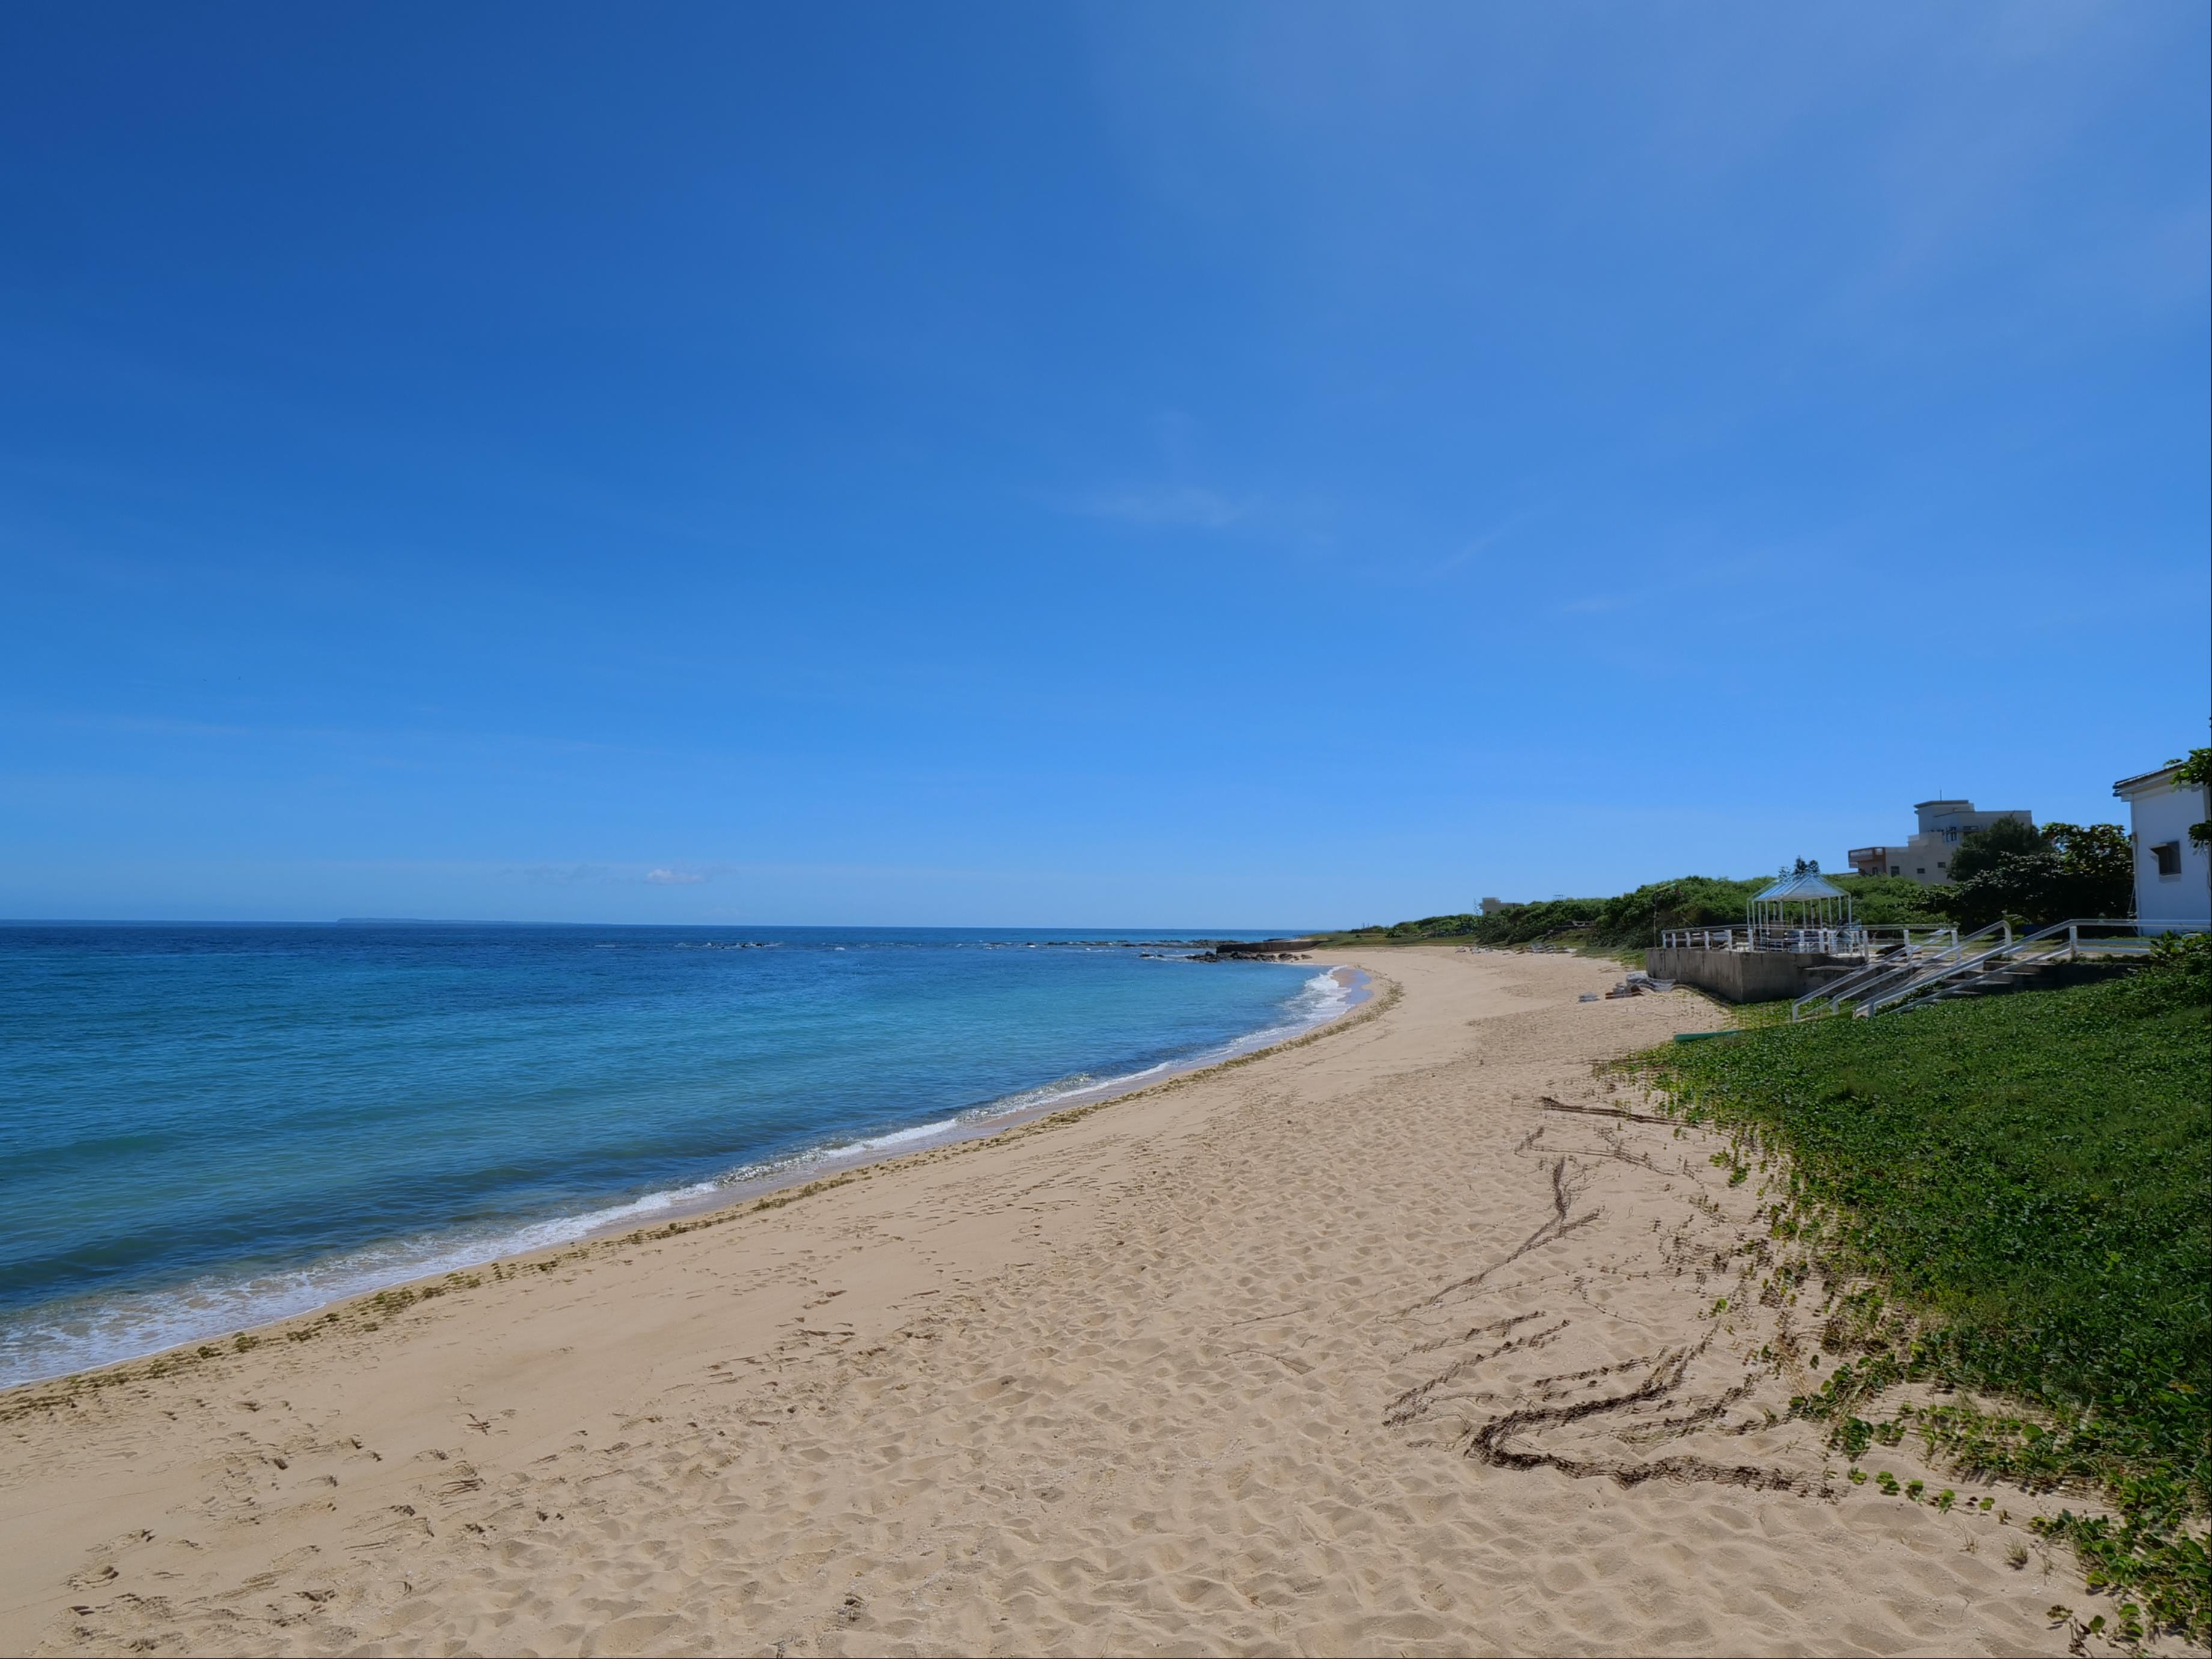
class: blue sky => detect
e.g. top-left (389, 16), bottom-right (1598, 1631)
top-left (3, 3), bottom-right (2205, 927)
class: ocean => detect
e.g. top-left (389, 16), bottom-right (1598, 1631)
top-left (0, 923), bottom-right (1346, 1388)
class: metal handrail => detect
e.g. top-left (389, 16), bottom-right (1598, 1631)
top-left (1786, 949), bottom-right (1904, 1023)
top-left (1660, 924), bottom-right (1865, 953)
top-left (1871, 918), bottom-right (2205, 1016)
top-left (1862, 918), bottom-right (2078, 1016)
top-left (1663, 921), bottom-right (1964, 956)
top-left (1660, 926), bottom-right (1738, 952)
top-left (1664, 915), bottom-right (2207, 1020)
top-left (1789, 921), bottom-right (2008, 1022)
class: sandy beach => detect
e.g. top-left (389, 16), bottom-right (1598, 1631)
top-left (0, 948), bottom-right (2080, 1657)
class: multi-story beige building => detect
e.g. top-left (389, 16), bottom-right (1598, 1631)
top-left (1848, 799), bottom-right (2034, 885)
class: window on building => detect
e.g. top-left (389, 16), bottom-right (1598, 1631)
top-left (2154, 841), bottom-right (2183, 877)
top-left (1916, 867), bottom-right (1926, 876)
top-left (1889, 866), bottom-right (1899, 876)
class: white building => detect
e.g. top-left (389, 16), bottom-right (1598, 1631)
top-left (1847, 799), bottom-right (2035, 885)
top-left (2113, 763), bottom-right (2211, 932)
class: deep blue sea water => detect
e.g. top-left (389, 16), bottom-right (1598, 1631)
top-left (0, 924), bottom-right (1344, 1387)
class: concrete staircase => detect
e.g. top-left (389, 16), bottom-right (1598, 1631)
top-left (1919, 958), bottom-right (2131, 1003)
top-left (1792, 918), bottom-right (2203, 1021)
top-left (1871, 920), bottom-right (2183, 1016)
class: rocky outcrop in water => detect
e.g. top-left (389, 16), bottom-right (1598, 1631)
top-left (1187, 938), bottom-right (1320, 963)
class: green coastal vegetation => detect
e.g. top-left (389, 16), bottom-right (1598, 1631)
top-left (1941, 819), bottom-right (2135, 930)
top-left (1322, 803), bottom-right (2161, 955)
top-left (1318, 870), bottom-right (1946, 956)
top-left (1627, 938), bottom-right (2210, 1645)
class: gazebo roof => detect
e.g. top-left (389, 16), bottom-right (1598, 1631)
top-left (1752, 872), bottom-right (1848, 903)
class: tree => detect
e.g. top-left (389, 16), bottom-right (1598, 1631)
top-left (1946, 815), bottom-right (2044, 885)
top-left (2169, 747), bottom-right (2212, 850)
top-left (1941, 819), bottom-right (2133, 929)
top-left (2042, 822), bottom-right (2134, 917)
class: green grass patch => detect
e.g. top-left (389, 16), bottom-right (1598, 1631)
top-left (1725, 998), bottom-right (1796, 1030)
top-left (1627, 939), bottom-right (2210, 1645)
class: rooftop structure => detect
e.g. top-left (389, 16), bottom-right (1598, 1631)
top-left (1848, 798), bottom-right (2033, 885)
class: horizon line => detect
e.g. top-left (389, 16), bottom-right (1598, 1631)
top-left (0, 917), bottom-right (1330, 933)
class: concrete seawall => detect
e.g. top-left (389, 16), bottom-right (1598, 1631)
top-left (1645, 947), bottom-right (1839, 1004)
top-left (1648, 948), bottom-right (2140, 1008)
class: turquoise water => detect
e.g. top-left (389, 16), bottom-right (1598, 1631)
top-left (0, 924), bottom-right (1344, 1387)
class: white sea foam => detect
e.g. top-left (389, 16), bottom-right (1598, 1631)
top-left (0, 965), bottom-right (1363, 1390)
top-left (0, 1178), bottom-right (732, 1390)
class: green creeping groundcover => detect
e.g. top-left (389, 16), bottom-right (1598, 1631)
top-left (1633, 938), bottom-right (2210, 1648)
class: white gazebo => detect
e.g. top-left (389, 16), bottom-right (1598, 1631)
top-left (1747, 872), bottom-right (1859, 952)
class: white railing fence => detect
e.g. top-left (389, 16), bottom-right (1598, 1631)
top-left (1789, 921), bottom-right (2009, 1022)
top-left (1781, 918), bottom-right (2207, 1021)
top-left (1659, 923), bottom-right (1963, 956)
top-left (1866, 917), bottom-right (2205, 1017)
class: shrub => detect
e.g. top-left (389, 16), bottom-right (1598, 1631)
top-left (1942, 820), bottom-right (2133, 929)
top-left (1351, 872), bottom-right (1945, 951)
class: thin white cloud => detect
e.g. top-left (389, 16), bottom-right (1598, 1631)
top-left (1072, 486), bottom-right (1253, 530)
top-left (507, 863), bottom-right (615, 884)
top-left (1557, 593), bottom-right (1630, 616)
top-left (503, 864), bottom-right (710, 886)
top-left (1431, 507), bottom-right (1545, 578)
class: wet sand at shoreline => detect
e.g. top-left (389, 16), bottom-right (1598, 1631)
top-left (0, 949), bottom-right (2074, 1656)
